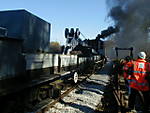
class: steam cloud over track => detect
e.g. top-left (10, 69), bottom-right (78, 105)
top-left (106, 0), bottom-right (150, 57)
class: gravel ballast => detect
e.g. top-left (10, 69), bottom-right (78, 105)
top-left (46, 62), bottom-right (112, 113)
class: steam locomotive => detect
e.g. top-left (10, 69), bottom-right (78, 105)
top-left (0, 9), bottom-right (102, 101)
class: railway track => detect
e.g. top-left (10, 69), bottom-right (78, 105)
top-left (0, 58), bottom-right (104, 113)
top-left (26, 69), bottom-right (96, 113)
top-left (95, 76), bottom-right (128, 113)
top-left (2, 61), bottom-right (132, 113)
top-left (110, 68), bottom-right (132, 113)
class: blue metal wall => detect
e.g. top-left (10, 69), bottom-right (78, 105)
top-left (0, 9), bottom-right (51, 53)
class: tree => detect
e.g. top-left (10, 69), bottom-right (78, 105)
top-left (49, 41), bottom-right (61, 53)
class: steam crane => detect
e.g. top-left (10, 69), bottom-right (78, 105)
top-left (64, 28), bottom-right (95, 56)
top-left (64, 28), bottom-right (82, 55)
top-left (63, 26), bottom-right (119, 56)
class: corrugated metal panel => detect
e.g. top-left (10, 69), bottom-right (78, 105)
top-left (60, 55), bottom-right (77, 67)
top-left (0, 9), bottom-right (51, 53)
top-left (25, 54), bottom-right (59, 70)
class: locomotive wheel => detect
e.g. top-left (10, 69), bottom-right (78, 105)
top-left (73, 72), bottom-right (78, 83)
top-left (37, 87), bottom-right (49, 101)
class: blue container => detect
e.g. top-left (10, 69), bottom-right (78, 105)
top-left (0, 9), bottom-right (51, 53)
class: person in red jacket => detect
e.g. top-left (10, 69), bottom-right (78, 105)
top-left (127, 52), bottom-right (150, 112)
top-left (123, 56), bottom-right (133, 94)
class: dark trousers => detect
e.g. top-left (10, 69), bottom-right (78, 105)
top-left (128, 88), bottom-right (149, 112)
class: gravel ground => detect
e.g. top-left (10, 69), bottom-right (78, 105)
top-left (46, 62), bottom-right (112, 113)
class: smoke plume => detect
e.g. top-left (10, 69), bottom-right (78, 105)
top-left (106, 0), bottom-right (150, 57)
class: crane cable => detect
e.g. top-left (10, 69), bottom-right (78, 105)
top-left (80, 32), bottom-right (87, 40)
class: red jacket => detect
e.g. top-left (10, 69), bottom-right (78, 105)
top-left (130, 59), bottom-right (150, 91)
top-left (123, 61), bottom-right (133, 79)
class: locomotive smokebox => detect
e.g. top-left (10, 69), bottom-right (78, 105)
top-left (0, 9), bottom-right (51, 53)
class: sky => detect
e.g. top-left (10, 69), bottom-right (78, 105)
top-left (0, 0), bottom-right (111, 45)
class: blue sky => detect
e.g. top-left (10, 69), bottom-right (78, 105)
top-left (0, 0), bottom-right (112, 45)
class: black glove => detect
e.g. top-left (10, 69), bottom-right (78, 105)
top-left (145, 75), bottom-right (150, 83)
